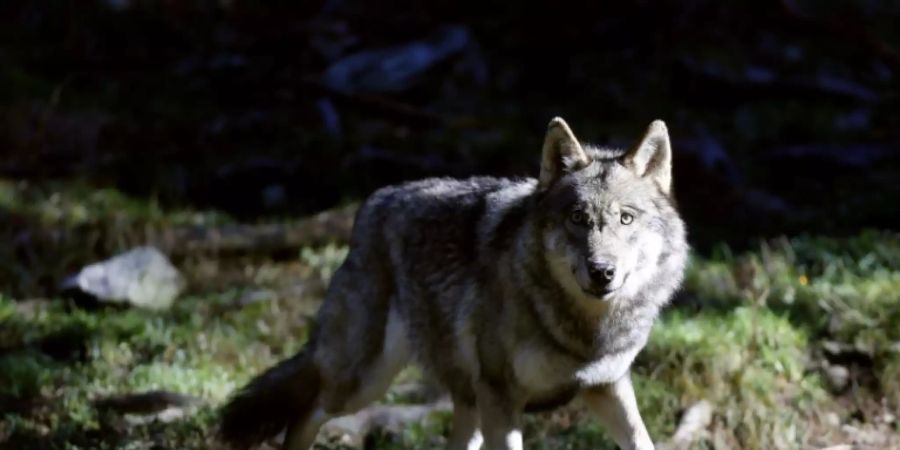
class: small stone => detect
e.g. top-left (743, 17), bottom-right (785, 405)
top-left (825, 365), bottom-right (850, 392)
top-left (824, 412), bottom-right (841, 427)
top-left (822, 340), bottom-right (852, 357)
top-left (888, 341), bottom-right (900, 354)
top-left (63, 246), bottom-right (185, 310)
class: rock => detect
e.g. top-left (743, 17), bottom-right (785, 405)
top-left (822, 340), bottom-right (850, 356)
top-left (237, 289), bottom-right (278, 307)
top-left (825, 364), bottom-right (850, 393)
top-left (841, 423), bottom-right (891, 446)
top-left (321, 25), bottom-right (486, 94)
top-left (821, 340), bottom-right (873, 365)
top-left (63, 247), bottom-right (185, 310)
top-left (675, 131), bottom-right (739, 183)
top-left (773, 144), bottom-right (891, 168)
top-left (888, 341), bottom-right (900, 354)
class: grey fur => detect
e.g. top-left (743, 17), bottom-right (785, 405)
top-left (220, 118), bottom-right (689, 450)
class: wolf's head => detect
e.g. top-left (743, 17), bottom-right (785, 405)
top-left (535, 118), bottom-right (687, 305)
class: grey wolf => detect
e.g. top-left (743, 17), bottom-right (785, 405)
top-left (220, 118), bottom-right (689, 450)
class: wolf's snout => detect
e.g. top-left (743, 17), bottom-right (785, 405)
top-left (588, 261), bottom-right (616, 289)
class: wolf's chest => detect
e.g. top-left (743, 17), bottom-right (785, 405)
top-left (511, 339), bottom-right (582, 403)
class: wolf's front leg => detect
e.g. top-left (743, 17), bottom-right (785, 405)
top-left (475, 384), bottom-right (523, 450)
top-left (582, 373), bottom-right (654, 450)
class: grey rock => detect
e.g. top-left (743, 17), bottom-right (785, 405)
top-left (822, 339), bottom-right (874, 362)
top-left (322, 25), bottom-right (486, 94)
top-left (63, 246), bottom-right (185, 310)
top-left (825, 364), bottom-right (850, 392)
top-left (888, 342), bottom-right (900, 354)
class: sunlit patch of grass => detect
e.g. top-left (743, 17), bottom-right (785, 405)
top-left (0, 286), bottom-right (310, 447)
top-left (651, 230), bottom-right (900, 449)
top-left (685, 231), bottom-right (900, 405)
top-left (636, 307), bottom-right (826, 449)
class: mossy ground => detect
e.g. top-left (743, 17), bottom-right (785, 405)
top-left (1, 184), bottom-right (898, 449)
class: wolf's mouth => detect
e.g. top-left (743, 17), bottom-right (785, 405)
top-left (584, 287), bottom-right (616, 299)
top-left (583, 273), bottom-right (628, 299)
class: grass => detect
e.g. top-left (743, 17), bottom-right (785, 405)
top-left (0, 290), bottom-right (312, 448)
top-left (0, 178), bottom-right (233, 300)
top-left (0, 179), bottom-right (231, 228)
top-left (0, 184), bottom-right (897, 448)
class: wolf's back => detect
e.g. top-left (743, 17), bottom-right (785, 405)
top-left (354, 176), bottom-right (534, 253)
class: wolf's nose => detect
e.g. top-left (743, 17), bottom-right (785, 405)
top-left (588, 262), bottom-right (616, 287)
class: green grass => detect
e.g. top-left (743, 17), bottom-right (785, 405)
top-left (0, 291), bottom-right (308, 448)
top-left (1, 207), bottom-right (898, 448)
top-left (637, 307), bottom-right (825, 448)
top-left (646, 231), bottom-right (900, 448)
top-left (0, 178), bottom-right (234, 300)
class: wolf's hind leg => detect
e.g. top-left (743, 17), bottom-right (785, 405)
top-left (283, 307), bottom-right (411, 449)
top-left (326, 306), bottom-right (411, 413)
top-left (283, 407), bottom-right (329, 450)
top-left (446, 398), bottom-right (483, 450)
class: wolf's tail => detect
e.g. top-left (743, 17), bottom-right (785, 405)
top-left (219, 348), bottom-right (321, 449)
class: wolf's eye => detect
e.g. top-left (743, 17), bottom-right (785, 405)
top-left (620, 212), bottom-right (634, 225)
top-left (569, 210), bottom-right (587, 225)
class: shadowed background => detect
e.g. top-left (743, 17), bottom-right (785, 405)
top-left (3, 1), bottom-right (898, 237)
top-left (0, 1), bottom-right (898, 449)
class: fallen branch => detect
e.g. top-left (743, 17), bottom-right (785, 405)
top-left (155, 203), bottom-right (359, 257)
top-left (273, 401), bottom-right (452, 448)
top-left (94, 390), bottom-right (203, 415)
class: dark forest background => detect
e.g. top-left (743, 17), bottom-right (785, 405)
top-left (3, 0), bottom-right (898, 244)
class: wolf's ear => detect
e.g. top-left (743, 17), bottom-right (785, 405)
top-left (625, 120), bottom-right (672, 195)
top-left (539, 117), bottom-right (591, 191)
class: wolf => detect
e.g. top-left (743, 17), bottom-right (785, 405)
top-left (220, 118), bottom-right (689, 450)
